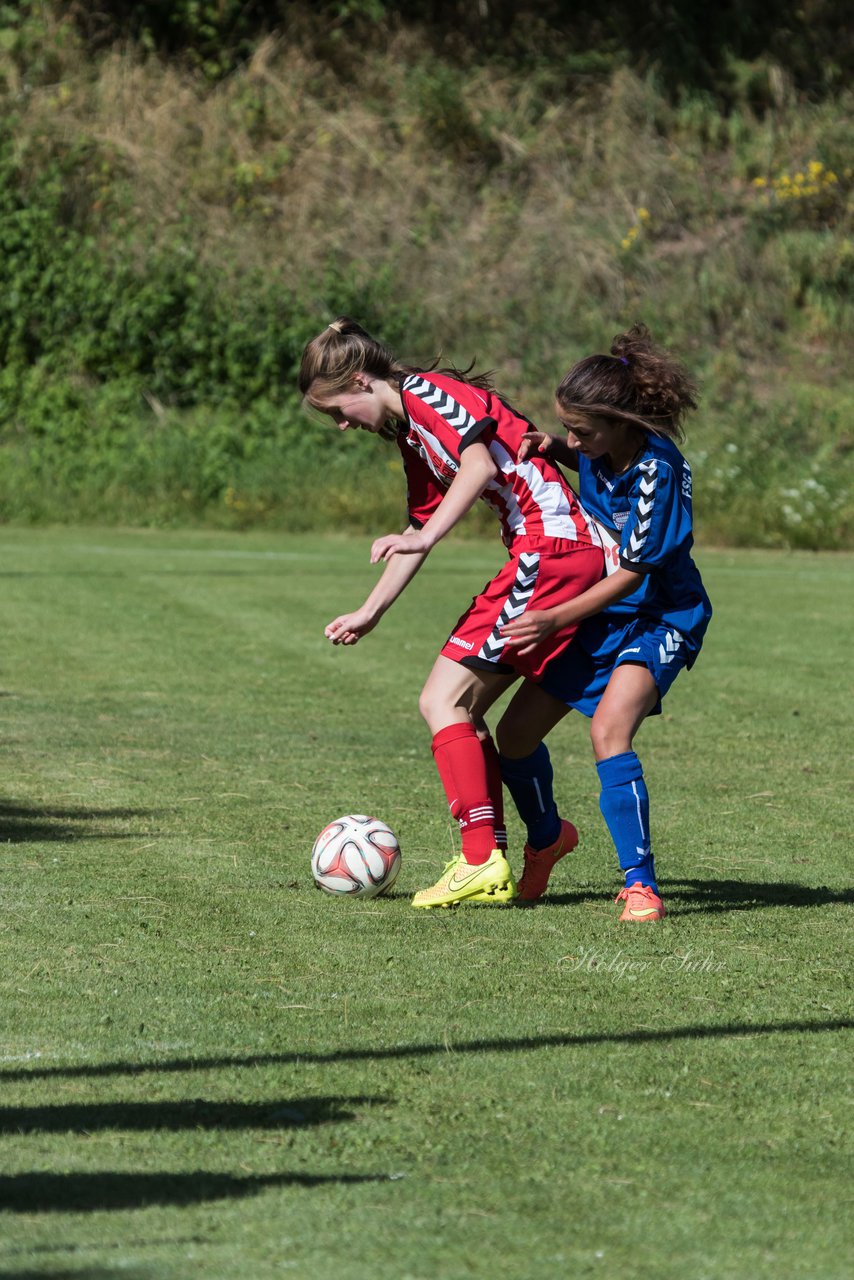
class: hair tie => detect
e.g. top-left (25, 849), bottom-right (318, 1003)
top-left (327, 320), bottom-right (344, 333)
top-left (619, 356), bottom-right (629, 367)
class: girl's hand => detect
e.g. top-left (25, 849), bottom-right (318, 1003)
top-left (518, 431), bottom-right (554, 462)
top-left (324, 608), bottom-right (378, 645)
top-left (370, 531), bottom-right (430, 563)
top-left (501, 610), bottom-right (558, 655)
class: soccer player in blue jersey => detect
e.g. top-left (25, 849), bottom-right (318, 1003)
top-left (496, 324), bottom-right (712, 921)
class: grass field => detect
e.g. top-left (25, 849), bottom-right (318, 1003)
top-left (1, 527), bottom-right (852, 1279)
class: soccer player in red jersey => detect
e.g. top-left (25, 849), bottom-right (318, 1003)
top-left (299, 317), bottom-right (603, 908)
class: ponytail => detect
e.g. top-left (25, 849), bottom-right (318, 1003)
top-left (299, 316), bottom-right (496, 407)
top-left (298, 316), bottom-right (405, 402)
top-left (556, 323), bottom-right (698, 441)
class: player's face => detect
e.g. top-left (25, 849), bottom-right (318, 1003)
top-left (312, 378), bottom-right (388, 434)
top-left (555, 405), bottom-right (616, 460)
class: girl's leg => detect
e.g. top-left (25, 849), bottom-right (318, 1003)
top-left (496, 682), bottom-right (577, 900)
top-left (418, 655), bottom-right (516, 868)
top-left (590, 664), bottom-right (664, 919)
top-left (478, 728), bottom-right (508, 854)
top-left (496, 681), bottom-right (569, 849)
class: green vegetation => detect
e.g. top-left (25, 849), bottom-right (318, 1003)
top-left (0, 3), bottom-right (852, 543)
top-left (1, 529), bottom-right (852, 1277)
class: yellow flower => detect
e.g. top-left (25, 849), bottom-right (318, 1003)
top-left (636, 207), bottom-right (650, 221)
top-left (751, 176), bottom-right (767, 187)
top-left (808, 160), bottom-right (824, 177)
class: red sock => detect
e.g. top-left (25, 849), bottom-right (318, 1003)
top-left (480, 734), bottom-right (507, 852)
top-left (431, 722), bottom-right (497, 865)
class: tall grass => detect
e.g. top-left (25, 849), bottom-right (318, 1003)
top-left (0, 7), bottom-right (851, 543)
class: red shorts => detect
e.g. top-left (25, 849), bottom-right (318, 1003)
top-left (439, 540), bottom-right (604, 682)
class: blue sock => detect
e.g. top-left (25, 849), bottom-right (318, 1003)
top-left (596, 752), bottom-right (658, 893)
top-left (499, 744), bottom-right (562, 851)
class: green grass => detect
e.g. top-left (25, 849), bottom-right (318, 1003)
top-left (1, 527), bottom-right (852, 1279)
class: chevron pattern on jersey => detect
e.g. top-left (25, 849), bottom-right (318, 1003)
top-left (403, 374), bottom-right (480, 440)
top-left (624, 460), bottom-right (658, 563)
top-left (477, 553), bottom-right (540, 663)
top-left (658, 628), bottom-right (684, 665)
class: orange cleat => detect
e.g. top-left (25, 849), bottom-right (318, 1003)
top-left (516, 819), bottom-right (579, 902)
top-left (615, 883), bottom-right (666, 922)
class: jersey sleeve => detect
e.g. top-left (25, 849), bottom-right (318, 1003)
top-left (619, 458), bottom-right (693, 574)
top-left (401, 374), bottom-right (496, 453)
top-left (397, 433), bottom-right (445, 529)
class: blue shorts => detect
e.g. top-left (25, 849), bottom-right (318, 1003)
top-left (538, 616), bottom-right (697, 719)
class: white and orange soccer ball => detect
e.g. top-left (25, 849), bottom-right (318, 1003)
top-left (310, 815), bottom-right (401, 899)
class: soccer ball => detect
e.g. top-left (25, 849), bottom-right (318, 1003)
top-left (311, 815), bottom-right (401, 899)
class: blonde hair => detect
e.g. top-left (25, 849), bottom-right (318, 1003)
top-left (299, 315), bottom-right (497, 411)
top-left (298, 316), bottom-right (406, 406)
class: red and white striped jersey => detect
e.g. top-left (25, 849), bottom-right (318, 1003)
top-left (397, 372), bottom-right (594, 549)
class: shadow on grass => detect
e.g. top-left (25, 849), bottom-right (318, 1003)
top-left (0, 1169), bottom-right (387, 1214)
top-left (545, 881), bottom-right (854, 912)
top-left (0, 801), bottom-right (163, 845)
top-left (3, 1233), bottom-right (205, 1275)
top-left (2, 1018), bottom-right (850, 1085)
top-left (666, 879), bottom-right (854, 911)
top-left (0, 1271), bottom-right (154, 1280)
top-left (0, 1096), bottom-right (384, 1135)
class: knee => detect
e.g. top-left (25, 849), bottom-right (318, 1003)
top-left (590, 718), bottom-right (631, 762)
top-left (417, 683), bottom-right (440, 728)
top-left (418, 681), bottom-right (465, 734)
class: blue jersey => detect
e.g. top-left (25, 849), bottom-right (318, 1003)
top-left (576, 433), bottom-right (712, 663)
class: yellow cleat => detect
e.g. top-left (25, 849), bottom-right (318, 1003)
top-left (411, 850), bottom-right (517, 909)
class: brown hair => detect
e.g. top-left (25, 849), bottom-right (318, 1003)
top-left (298, 316), bottom-right (495, 409)
top-left (555, 323), bottom-right (698, 441)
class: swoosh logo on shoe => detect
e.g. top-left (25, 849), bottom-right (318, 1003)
top-left (448, 864), bottom-right (495, 892)
top-left (629, 906), bottom-right (661, 918)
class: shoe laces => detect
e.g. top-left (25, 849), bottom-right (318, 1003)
top-left (615, 884), bottom-right (657, 904)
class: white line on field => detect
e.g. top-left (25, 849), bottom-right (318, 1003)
top-left (69, 544), bottom-right (330, 562)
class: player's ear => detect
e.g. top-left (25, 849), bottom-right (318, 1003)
top-left (351, 373), bottom-right (373, 391)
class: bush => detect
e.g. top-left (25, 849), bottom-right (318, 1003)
top-left (0, 6), bottom-right (851, 545)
